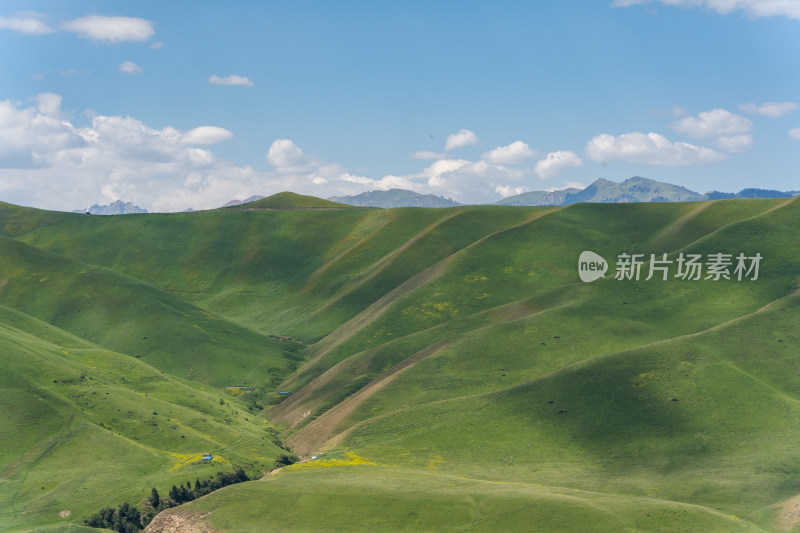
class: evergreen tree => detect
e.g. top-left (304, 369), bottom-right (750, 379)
top-left (148, 487), bottom-right (160, 508)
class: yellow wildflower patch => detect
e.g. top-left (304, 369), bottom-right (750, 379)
top-left (464, 274), bottom-right (488, 282)
top-left (287, 452), bottom-right (376, 471)
top-left (168, 453), bottom-right (202, 472)
top-left (168, 452), bottom-right (226, 472)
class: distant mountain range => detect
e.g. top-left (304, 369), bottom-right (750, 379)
top-left (72, 200), bottom-right (148, 215)
top-left (80, 178), bottom-right (799, 215)
top-left (327, 189), bottom-right (460, 208)
top-left (495, 188), bottom-right (582, 206)
top-left (222, 195), bottom-right (266, 207)
top-left (497, 177), bottom-right (799, 206)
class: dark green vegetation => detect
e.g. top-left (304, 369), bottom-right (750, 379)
top-left (84, 468), bottom-right (250, 531)
top-left (2, 194), bottom-right (800, 531)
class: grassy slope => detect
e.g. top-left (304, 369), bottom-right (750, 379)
top-left (0, 235), bottom-right (300, 389)
top-left (157, 465), bottom-right (760, 532)
top-left (208, 197), bottom-right (797, 532)
top-left (0, 305), bottom-right (285, 531)
top-left (2, 195), bottom-right (800, 531)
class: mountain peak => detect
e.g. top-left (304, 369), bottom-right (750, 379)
top-left (73, 200), bottom-right (148, 215)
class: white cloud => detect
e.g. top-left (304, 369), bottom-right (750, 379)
top-left (483, 141), bottom-right (537, 165)
top-left (672, 109), bottom-right (752, 139)
top-left (267, 139), bottom-right (308, 169)
top-left (0, 94), bottom-right (83, 169)
top-left (586, 132), bottom-right (727, 166)
top-left (0, 15), bottom-right (54, 34)
top-left (150, 41), bottom-right (163, 50)
top-left (118, 61), bottom-right (143, 75)
top-left (534, 151), bottom-right (583, 179)
top-left (208, 74), bottom-right (254, 86)
top-left (62, 16), bottom-right (154, 43)
top-left (739, 101), bottom-right (799, 118)
top-left (789, 128), bottom-right (800, 140)
top-left (411, 150), bottom-right (447, 160)
top-left (421, 159), bottom-right (525, 200)
top-left (495, 185), bottom-right (528, 197)
top-left (339, 173), bottom-right (372, 184)
top-left (180, 126), bottom-right (233, 145)
top-left (445, 129), bottom-right (478, 150)
top-left (0, 94), bottom-right (273, 212)
top-left (0, 93), bottom-right (599, 211)
top-left (716, 134), bottom-right (754, 153)
top-left (612, 0), bottom-right (800, 21)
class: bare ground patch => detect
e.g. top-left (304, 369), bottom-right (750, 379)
top-left (143, 510), bottom-right (218, 533)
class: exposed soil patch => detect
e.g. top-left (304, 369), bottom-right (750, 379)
top-left (777, 493), bottom-right (800, 531)
top-left (143, 511), bottom-right (218, 533)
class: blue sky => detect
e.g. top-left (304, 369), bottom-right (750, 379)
top-left (1, 0), bottom-right (799, 211)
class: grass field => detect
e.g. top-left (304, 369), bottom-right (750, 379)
top-left (1, 194), bottom-right (799, 531)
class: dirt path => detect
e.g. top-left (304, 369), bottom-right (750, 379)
top-left (287, 341), bottom-right (451, 457)
top-left (274, 207), bottom-right (563, 416)
top-left (676, 195), bottom-right (797, 253)
top-left (646, 201), bottom-right (712, 249)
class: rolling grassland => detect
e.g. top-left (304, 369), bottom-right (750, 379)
top-left (2, 193), bottom-right (799, 531)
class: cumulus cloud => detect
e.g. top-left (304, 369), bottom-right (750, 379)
top-left (495, 185), bottom-right (528, 198)
top-left (0, 94), bottom-right (83, 169)
top-left (0, 93), bottom-right (586, 210)
top-left (445, 129), bottom-right (478, 150)
top-left (534, 151), bottom-right (583, 179)
top-left (180, 126), bottom-right (233, 145)
top-left (62, 16), bottom-right (154, 43)
top-left (422, 159), bottom-right (525, 200)
top-left (483, 141), bottom-right (537, 165)
top-left (208, 74), bottom-right (254, 86)
top-left (586, 132), bottom-right (727, 166)
top-left (0, 15), bottom-right (54, 34)
top-left (739, 101), bottom-right (799, 118)
top-left (611, 0), bottom-right (800, 20)
top-left (118, 61), bottom-right (142, 74)
top-left (411, 150), bottom-right (447, 160)
top-left (789, 128), bottom-right (800, 140)
top-left (672, 109), bottom-right (752, 139)
top-left (0, 93), bottom-right (272, 211)
top-left (671, 109), bottom-right (755, 152)
top-left (267, 139), bottom-right (308, 169)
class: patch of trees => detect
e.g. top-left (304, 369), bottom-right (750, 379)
top-left (84, 467), bottom-right (250, 532)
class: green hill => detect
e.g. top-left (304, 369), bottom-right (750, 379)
top-left (225, 191), bottom-right (353, 210)
top-left (2, 194), bottom-right (800, 531)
